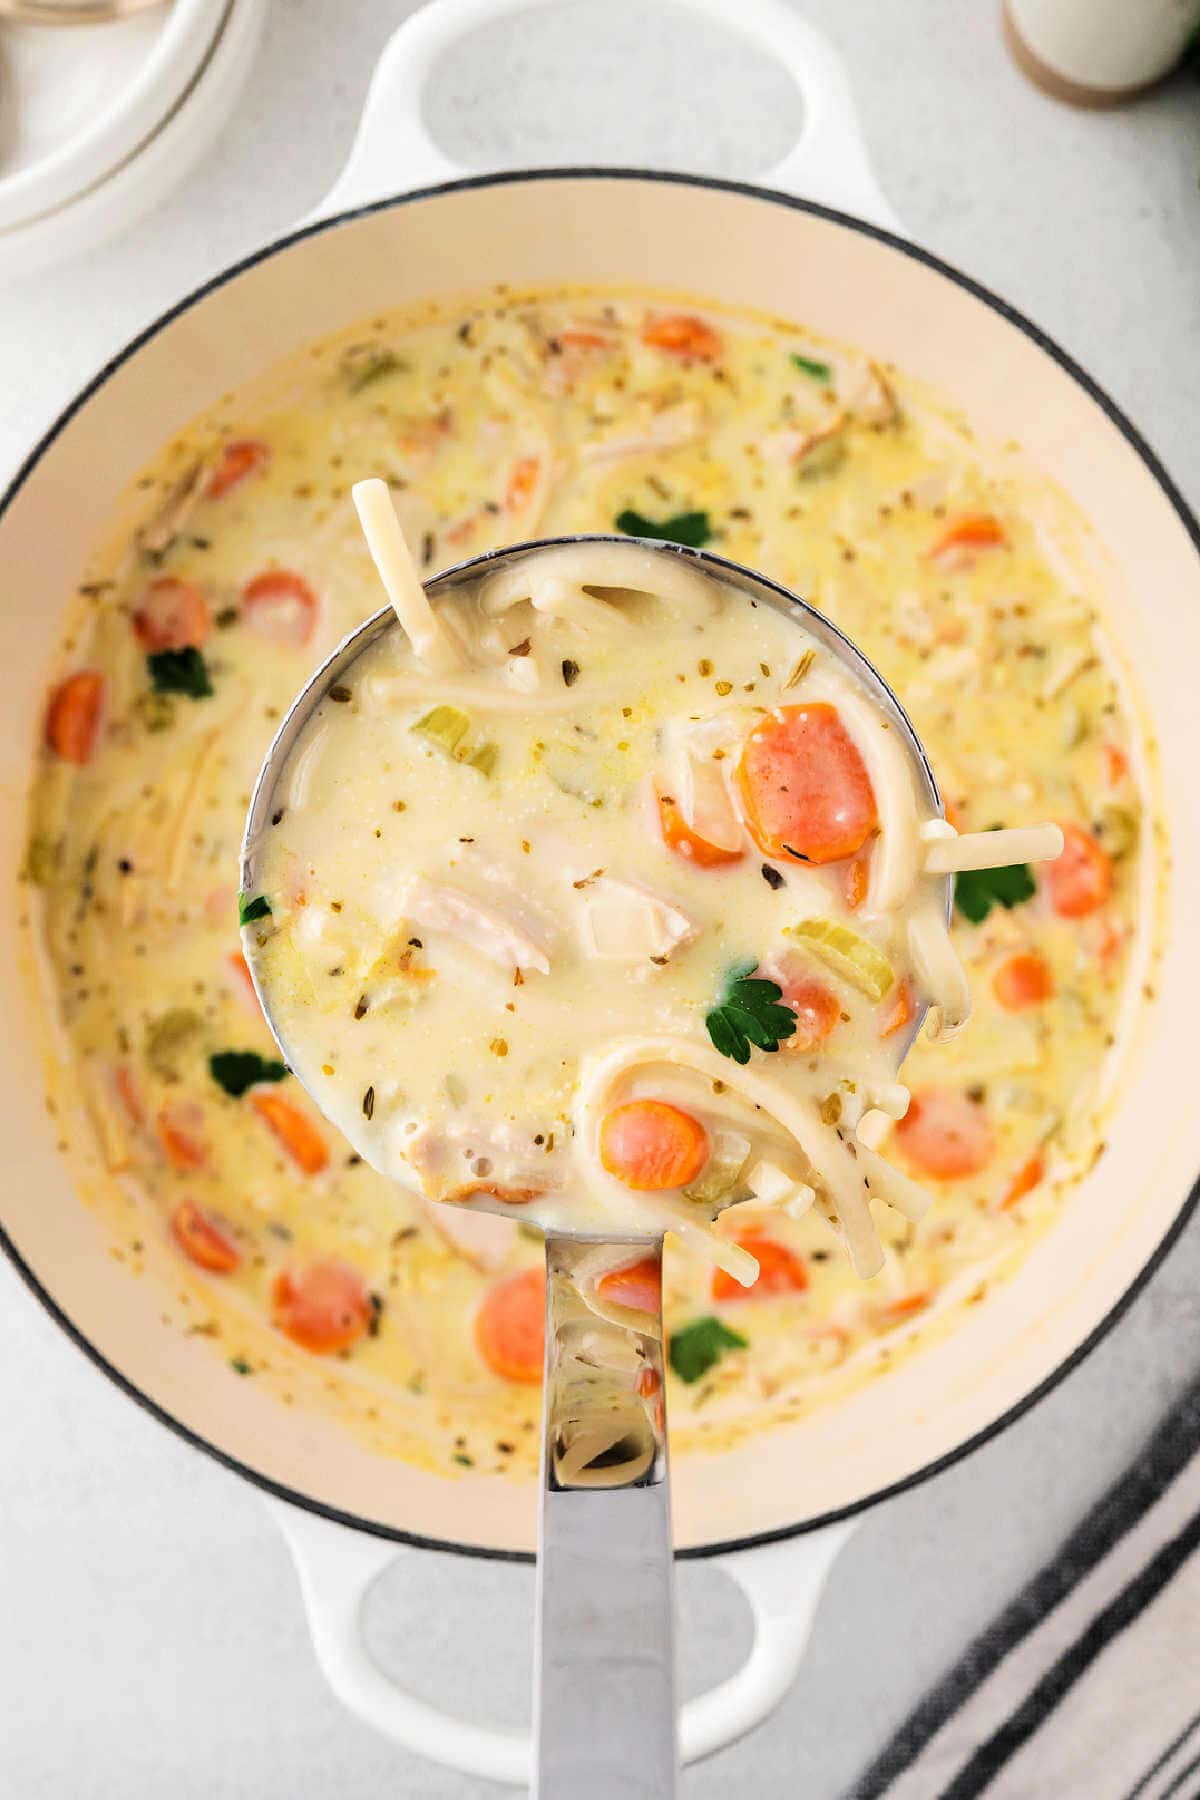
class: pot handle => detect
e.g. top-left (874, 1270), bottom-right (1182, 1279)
top-left (267, 1493), bottom-right (856, 1785)
top-left (312, 0), bottom-right (899, 230)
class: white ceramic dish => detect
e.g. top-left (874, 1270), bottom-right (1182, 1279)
top-left (3, 0), bottom-right (1198, 1782)
top-left (0, 0), bottom-right (265, 280)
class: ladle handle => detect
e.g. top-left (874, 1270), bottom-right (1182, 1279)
top-left (534, 1234), bottom-right (678, 1798)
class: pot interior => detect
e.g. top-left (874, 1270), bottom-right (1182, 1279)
top-left (3, 175), bottom-right (1198, 1554)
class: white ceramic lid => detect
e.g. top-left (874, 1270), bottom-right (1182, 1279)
top-left (0, 0), bottom-right (266, 279)
top-left (0, 0), bottom-right (228, 232)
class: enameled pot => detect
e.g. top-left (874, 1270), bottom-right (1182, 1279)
top-left (3, 0), bottom-right (1198, 1782)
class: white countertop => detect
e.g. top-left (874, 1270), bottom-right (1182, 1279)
top-left (3, 4), bottom-right (1199, 1795)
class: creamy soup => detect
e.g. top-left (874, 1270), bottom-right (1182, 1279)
top-left (248, 519), bottom-right (1062, 1293)
top-left (23, 286), bottom-right (1152, 1477)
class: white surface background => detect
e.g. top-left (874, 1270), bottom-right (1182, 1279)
top-left (3, 3), bottom-right (1200, 1795)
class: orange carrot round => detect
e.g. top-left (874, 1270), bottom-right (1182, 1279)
top-left (896, 1087), bottom-right (993, 1179)
top-left (113, 1064), bottom-right (144, 1128)
top-left (171, 1200), bottom-right (240, 1274)
top-left (927, 513), bottom-right (1006, 566)
top-left (712, 1233), bottom-right (808, 1303)
top-left (242, 569), bottom-right (318, 647)
top-left (156, 1102), bottom-right (208, 1171)
top-left (227, 950), bottom-right (261, 1013)
top-left (993, 951), bottom-right (1054, 1011)
top-left (250, 1089), bottom-right (328, 1174)
top-left (505, 456), bottom-right (540, 513)
top-left (134, 576), bottom-right (210, 652)
top-left (206, 438), bottom-right (269, 501)
top-left (843, 839), bottom-right (873, 910)
top-left (596, 1256), bottom-right (662, 1313)
top-left (737, 703), bottom-right (877, 865)
top-left (599, 1100), bottom-right (709, 1192)
top-left (874, 1289), bottom-right (932, 1325)
top-left (272, 1259), bottom-right (372, 1353)
top-left (777, 975), bottom-right (840, 1052)
top-left (1002, 1151), bottom-right (1046, 1210)
top-left (45, 671), bottom-right (104, 764)
top-left (656, 791), bottom-right (743, 868)
top-left (1048, 822), bottom-right (1113, 919)
top-left (880, 976), bottom-right (915, 1039)
top-left (475, 1266), bottom-right (545, 1383)
top-left (641, 313), bottom-right (722, 361)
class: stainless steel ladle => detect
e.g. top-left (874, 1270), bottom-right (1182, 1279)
top-left (241, 536), bottom-right (947, 1800)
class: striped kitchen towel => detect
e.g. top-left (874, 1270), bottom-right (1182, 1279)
top-left (849, 1371), bottom-right (1200, 1800)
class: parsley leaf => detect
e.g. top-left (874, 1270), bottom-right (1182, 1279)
top-left (209, 1049), bottom-right (288, 1098)
top-left (238, 892), bottom-right (271, 926)
top-left (790, 351), bottom-right (832, 383)
top-left (954, 862), bottom-right (1036, 925)
top-left (706, 960), bottom-right (796, 1065)
top-left (615, 508), bottom-right (712, 548)
top-left (147, 646), bottom-right (213, 698)
top-left (669, 1316), bottom-right (748, 1384)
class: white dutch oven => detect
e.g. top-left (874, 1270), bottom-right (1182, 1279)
top-left (3, 0), bottom-right (1199, 1784)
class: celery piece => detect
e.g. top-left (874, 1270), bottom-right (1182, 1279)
top-left (412, 705), bottom-right (470, 756)
top-left (789, 917), bottom-right (895, 1000)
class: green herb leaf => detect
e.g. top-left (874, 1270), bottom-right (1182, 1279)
top-left (147, 646), bottom-right (212, 698)
top-left (706, 963), bottom-right (796, 1065)
top-left (209, 1049), bottom-right (289, 1098)
top-left (615, 508), bottom-right (712, 548)
top-left (341, 345), bottom-right (404, 394)
top-left (145, 1008), bottom-right (202, 1080)
top-left (790, 352), bottom-right (832, 383)
top-left (230, 1356), bottom-right (254, 1376)
top-left (238, 892), bottom-right (271, 926)
top-left (669, 1316), bottom-right (748, 1384)
top-left (954, 862), bottom-right (1036, 925)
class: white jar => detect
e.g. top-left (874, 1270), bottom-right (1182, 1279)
top-left (1004, 0), bottom-right (1200, 103)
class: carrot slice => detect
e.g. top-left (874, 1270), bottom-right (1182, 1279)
top-left (656, 791), bottom-right (744, 868)
top-left (156, 1103), bottom-right (208, 1171)
top-left (880, 976), bottom-right (915, 1039)
top-left (227, 950), bottom-right (261, 1013)
top-left (1002, 1151), bottom-right (1045, 1210)
top-left (505, 456), bottom-right (540, 513)
top-left (559, 327), bottom-right (614, 351)
top-left (993, 951), bottom-right (1054, 1011)
top-left (596, 1256), bottom-right (662, 1314)
top-left (134, 576), bottom-right (210, 652)
top-left (737, 703), bottom-right (877, 864)
top-left (927, 513), bottom-right (1006, 567)
top-left (242, 569), bottom-right (318, 647)
top-left (206, 438), bottom-right (269, 501)
top-left (641, 313), bottom-right (722, 361)
top-left (1048, 822), bottom-right (1113, 919)
top-left (895, 1087), bottom-right (993, 1179)
top-left (843, 839), bottom-right (873, 910)
top-left (250, 1090), bottom-right (329, 1174)
top-left (874, 1289), bottom-right (932, 1325)
top-left (777, 975), bottom-right (840, 1052)
top-left (599, 1100), bottom-right (709, 1192)
top-left (272, 1259), bottom-right (372, 1353)
top-left (45, 671), bottom-right (104, 765)
top-left (1103, 743), bottom-right (1129, 787)
top-left (171, 1200), bottom-right (240, 1273)
top-left (114, 1064), bottom-right (144, 1129)
top-left (475, 1266), bottom-right (545, 1383)
top-left (712, 1233), bottom-right (808, 1302)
